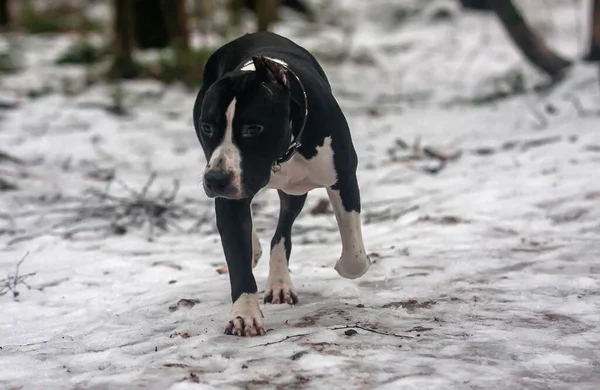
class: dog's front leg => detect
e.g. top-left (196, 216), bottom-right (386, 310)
top-left (215, 197), bottom-right (266, 337)
top-left (327, 174), bottom-right (371, 279)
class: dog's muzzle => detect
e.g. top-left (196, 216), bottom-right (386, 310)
top-left (203, 169), bottom-right (241, 199)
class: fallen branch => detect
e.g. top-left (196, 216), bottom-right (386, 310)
top-left (385, 136), bottom-right (461, 175)
top-left (489, 0), bottom-right (571, 78)
top-left (251, 333), bottom-right (309, 348)
top-left (330, 324), bottom-right (413, 339)
top-left (5, 172), bottom-right (209, 245)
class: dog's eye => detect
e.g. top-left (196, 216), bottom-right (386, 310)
top-left (201, 123), bottom-right (213, 136)
top-left (242, 125), bottom-right (264, 138)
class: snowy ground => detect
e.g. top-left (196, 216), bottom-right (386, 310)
top-left (1, 1), bottom-right (600, 389)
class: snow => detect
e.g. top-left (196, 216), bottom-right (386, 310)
top-left (1, 0), bottom-right (600, 389)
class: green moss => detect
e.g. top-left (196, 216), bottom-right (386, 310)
top-left (155, 46), bottom-right (215, 87)
top-left (56, 41), bottom-right (107, 65)
top-left (19, 5), bottom-right (102, 34)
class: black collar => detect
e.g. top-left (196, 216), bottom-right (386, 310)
top-left (237, 58), bottom-right (308, 171)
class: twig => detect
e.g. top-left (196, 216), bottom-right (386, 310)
top-left (330, 324), bottom-right (413, 339)
top-left (140, 172), bottom-right (158, 199)
top-left (0, 251), bottom-right (37, 300)
top-left (251, 333), bottom-right (308, 347)
top-left (165, 179), bottom-right (180, 203)
top-left (4, 172), bottom-right (209, 245)
top-left (6, 217), bottom-right (83, 246)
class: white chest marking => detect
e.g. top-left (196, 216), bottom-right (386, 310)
top-left (266, 136), bottom-right (337, 195)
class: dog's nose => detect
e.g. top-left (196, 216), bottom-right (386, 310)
top-left (204, 170), bottom-right (233, 195)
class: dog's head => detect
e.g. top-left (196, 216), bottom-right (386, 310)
top-left (195, 56), bottom-right (292, 199)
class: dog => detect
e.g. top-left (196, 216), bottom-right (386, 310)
top-left (192, 31), bottom-right (371, 337)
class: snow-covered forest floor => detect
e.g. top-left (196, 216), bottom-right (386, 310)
top-left (1, 0), bottom-right (599, 389)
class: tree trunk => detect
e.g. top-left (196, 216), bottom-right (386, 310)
top-left (111, 0), bottom-right (138, 79)
top-left (488, 0), bottom-right (571, 78)
top-left (132, 0), bottom-right (188, 50)
top-left (173, 0), bottom-right (189, 49)
top-left (0, 0), bottom-right (11, 30)
top-left (133, 0), bottom-right (170, 49)
top-left (256, 0), bottom-right (280, 32)
top-left (585, 0), bottom-right (600, 61)
top-left (458, 0), bottom-right (490, 12)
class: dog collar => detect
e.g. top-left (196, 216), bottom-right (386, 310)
top-left (238, 58), bottom-right (308, 171)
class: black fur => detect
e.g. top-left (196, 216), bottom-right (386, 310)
top-left (193, 32), bottom-right (363, 308)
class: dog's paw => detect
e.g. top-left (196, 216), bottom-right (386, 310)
top-left (252, 230), bottom-right (262, 269)
top-left (264, 279), bottom-right (298, 305)
top-left (224, 293), bottom-right (266, 337)
top-left (335, 252), bottom-right (371, 279)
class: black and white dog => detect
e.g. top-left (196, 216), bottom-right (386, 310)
top-left (193, 32), bottom-right (371, 337)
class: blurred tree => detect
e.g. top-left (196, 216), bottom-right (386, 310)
top-left (111, 0), bottom-right (138, 79)
top-left (0, 0), bottom-right (11, 30)
top-left (133, 0), bottom-right (170, 49)
top-left (489, 0), bottom-right (571, 78)
top-left (131, 0), bottom-right (189, 50)
top-left (164, 0), bottom-right (189, 50)
top-left (585, 0), bottom-right (600, 61)
top-left (230, 0), bottom-right (314, 32)
top-left (256, 0), bottom-right (280, 32)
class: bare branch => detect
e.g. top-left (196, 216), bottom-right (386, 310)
top-left (330, 324), bottom-right (413, 339)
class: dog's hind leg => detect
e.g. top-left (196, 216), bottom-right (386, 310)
top-left (251, 207), bottom-right (262, 268)
top-left (327, 173), bottom-right (371, 279)
top-left (264, 190), bottom-right (307, 304)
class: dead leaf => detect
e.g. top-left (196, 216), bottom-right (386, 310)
top-left (189, 372), bottom-right (201, 383)
top-left (407, 326), bottom-right (433, 332)
top-left (584, 191), bottom-right (600, 200)
top-left (439, 216), bottom-right (462, 224)
top-left (544, 313), bottom-right (576, 322)
top-left (300, 341), bottom-right (338, 352)
top-left (169, 298), bottom-right (200, 312)
top-left (293, 314), bottom-right (320, 328)
top-left (164, 363), bottom-right (188, 368)
top-left (152, 261), bottom-right (183, 271)
top-left (473, 296), bottom-right (479, 302)
top-left (169, 331), bottom-right (191, 339)
top-left (382, 300), bottom-right (436, 311)
top-left (550, 208), bottom-right (588, 224)
top-left (417, 215), bottom-right (465, 225)
top-left (216, 268), bottom-right (228, 275)
top-left (472, 147), bottom-right (495, 156)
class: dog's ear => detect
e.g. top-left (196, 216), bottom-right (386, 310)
top-left (252, 56), bottom-right (289, 88)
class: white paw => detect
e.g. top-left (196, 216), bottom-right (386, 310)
top-left (224, 293), bottom-right (266, 337)
top-left (252, 230), bottom-right (262, 269)
top-left (335, 251), bottom-right (371, 279)
top-left (264, 278), bottom-right (298, 304)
